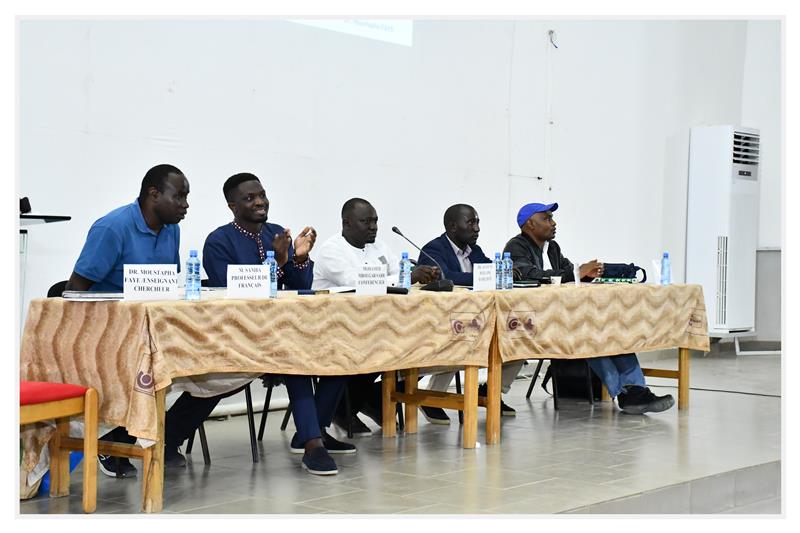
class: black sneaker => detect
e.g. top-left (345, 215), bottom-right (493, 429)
top-left (477, 384), bottom-right (517, 417)
top-left (301, 447), bottom-right (338, 476)
top-left (617, 385), bottom-right (675, 415)
top-left (164, 446), bottom-right (187, 468)
top-left (333, 414), bottom-right (372, 436)
top-left (97, 455), bottom-right (137, 478)
top-left (420, 406), bottom-right (451, 425)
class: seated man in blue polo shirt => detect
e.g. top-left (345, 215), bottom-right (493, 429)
top-left (504, 202), bottom-right (675, 415)
top-left (66, 164), bottom-right (222, 477)
top-left (202, 172), bottom-right (354, 476)
top-left (418, 203), bottom-right (523, 421)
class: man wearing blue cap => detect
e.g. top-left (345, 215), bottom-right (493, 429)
top-left (504, 202), bottom-right (675, 415)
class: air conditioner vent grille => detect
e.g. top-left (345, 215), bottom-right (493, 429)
top-left (733, 131), bottom-right (760, 165)
top-left (716, 236), bottom-right (728, 325)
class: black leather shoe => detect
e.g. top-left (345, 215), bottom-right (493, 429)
top-left (164, 447), bottom-right (187, 468)
top-left (617, 386), bottom-right (675, 415)
top-left (333, 414), bottom-right (371, 436)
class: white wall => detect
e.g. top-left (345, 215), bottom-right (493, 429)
top-left (741, 20), bottom-right (782, 249)
top-left (18, 20), bottom-right (781, 316)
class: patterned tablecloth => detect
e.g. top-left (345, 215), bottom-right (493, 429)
top-left (495, 283), bottom-right (709, 361)
top-left (20, 283), bottom-right (708, 472)
top-left (20, 289), bottom-right (495, 445)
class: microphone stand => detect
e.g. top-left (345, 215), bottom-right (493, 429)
top-left (391, 226), bottom-right (454, 292)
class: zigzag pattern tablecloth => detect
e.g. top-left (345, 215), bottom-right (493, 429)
top-left (494, 283), bottom-right (709, 361)
top-left (20, 290), bottom-right (495, 446)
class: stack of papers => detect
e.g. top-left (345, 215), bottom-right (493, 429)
top-left (62, 291), bottom-right (124, 301)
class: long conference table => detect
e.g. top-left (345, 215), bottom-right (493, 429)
top-left (20, 283), bottom-right (709, 512)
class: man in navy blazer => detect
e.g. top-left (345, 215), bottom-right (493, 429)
top-left (418, 204), bottom-right (492, 286)
top-left (417, 204), bottom-right (522, 420)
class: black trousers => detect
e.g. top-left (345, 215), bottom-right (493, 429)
top-left (100, 386), bottom-right (246, 451)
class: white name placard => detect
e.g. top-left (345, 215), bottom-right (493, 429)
top-left (226, 265), bottom-right (271, 299)
top-left (472, 263), bottom-right (496, 292)
top-left (356, 264), bottom-right (388, 295)
top-left (123, 264), bottom-right (179, 301)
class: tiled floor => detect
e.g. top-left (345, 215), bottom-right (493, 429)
top-left (19, 350), bottom-right (781, 515)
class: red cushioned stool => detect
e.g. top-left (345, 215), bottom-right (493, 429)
top-left (20, 380), bottom-right (98, 513)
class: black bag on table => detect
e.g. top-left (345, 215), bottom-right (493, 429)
top-left (601, 263), bottom-right (647, 283)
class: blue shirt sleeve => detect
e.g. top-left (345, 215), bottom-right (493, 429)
top-left (280, 243), bottom-right (314, 290)
top-left (73, 224), bottom-right (123, 284)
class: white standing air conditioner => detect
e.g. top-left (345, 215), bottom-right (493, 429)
top-left (686, 125), bottom-right (760, 335)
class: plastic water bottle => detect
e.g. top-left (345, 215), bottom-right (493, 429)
top-left (660, 252), bottom-right (671, 285)
top-left (503, 252), bottom-right (514, 290)
top-left (184, 249), bottom-right (201, 301)
top-left (494, 252), bottom-right (503, 290)
top-left (398, 252), bottom-right (412, 290)
top-left (264, 250), bottom-right (278, 298)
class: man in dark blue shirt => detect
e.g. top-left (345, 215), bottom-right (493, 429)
top-left (202, 172), bottom-right (354, 476)
top-left (417, 204), bottom-right (522, 421)
top-left (66, 164), bottom-right (220, 478)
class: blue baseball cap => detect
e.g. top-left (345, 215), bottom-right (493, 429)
top-left (517, 202), bottom-right (558, 227)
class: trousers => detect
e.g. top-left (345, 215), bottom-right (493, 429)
top-left (102, 375), bottom-right (347, 451)
top-left (586, 353), bottom-right (646, 397)
top-left (283, 375), bottom-right (346, 444)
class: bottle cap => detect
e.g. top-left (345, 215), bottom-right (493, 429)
top-left (503, 252), bottom-right (511, 258)
top-left (189, 250), bottom-right (198, 257)
top-left (402, 252), bottom-right (408, 259)
top-left (663, 252), bottom-right (669, 258)
top-left (495, 252), bottom-right (501, 258)
top-left (267, 250), bottom-right (275, 257)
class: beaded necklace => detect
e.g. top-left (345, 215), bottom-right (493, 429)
top-left (231, 221), bottom-right (266, 263)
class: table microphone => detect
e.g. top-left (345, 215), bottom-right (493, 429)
top-left (391, 226), bottom-right (454, 292)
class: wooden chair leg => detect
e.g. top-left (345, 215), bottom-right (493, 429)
top-left (82, 389), bottom-right (98, 513)
top-left (50, 417), bottom-right (71, 497)
top-left (257, 383), bottom-right (274, 441)
top-left (381, 371), bottom-right (396, 438)
top-left (244, 384), bottom-right (259, 463)
top-left (141, 446), bottom-right (152, 504)
top-left (198, 424), bottom-right (210, 465)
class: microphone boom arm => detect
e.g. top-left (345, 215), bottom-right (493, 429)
top-left (391, 226), bottom-right (454, 292)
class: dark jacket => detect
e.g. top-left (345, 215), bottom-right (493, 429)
top-left (418, 233), bottom-right (492, 286)
top-left (503, 232), bottom-right (578, 282)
